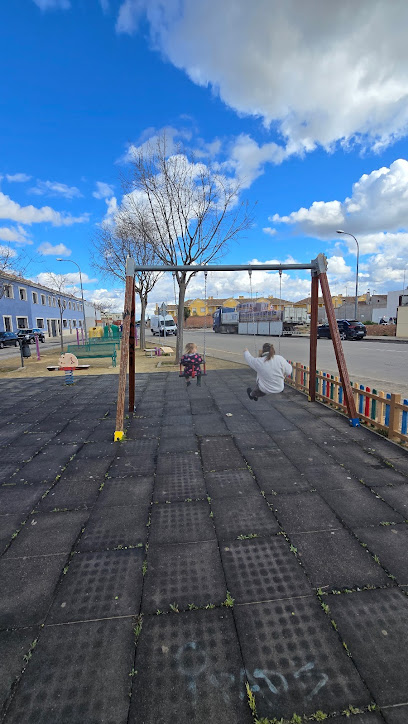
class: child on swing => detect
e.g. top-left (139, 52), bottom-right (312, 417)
top-left (244, 343), bottom-right (292, 400)
top-left (181, 342), bottom-right (203, 387)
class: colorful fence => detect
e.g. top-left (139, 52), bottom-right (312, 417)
top-left (286, 360), bottom-right (408, 446)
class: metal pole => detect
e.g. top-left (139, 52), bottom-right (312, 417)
top-left (127, 262), bottom-right (316, 273)
top-left (129, 278), bottom-right (136, 412)
top-left (309, 273), bottom-right (319, 401)
top-left (336, 231), bottom-right (359, 319)
top-left (56, 258), bottom-right (87, 341)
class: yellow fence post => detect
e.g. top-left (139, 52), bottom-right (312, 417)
top-left (388, 393), bottom-right (401, 441)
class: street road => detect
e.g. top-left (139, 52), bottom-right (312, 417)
top-left (156, 329), bottom-right (408, 398)
top-left (0, 334), bottom-right (78, 361)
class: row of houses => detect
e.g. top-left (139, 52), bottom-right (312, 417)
top-left (0, 272), bottom-right (95, 336)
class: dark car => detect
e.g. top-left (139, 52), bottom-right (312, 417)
top-left (17, 328), bottom-right (46, 343)
top-left (0, 331), bottom-right (19, 348)
top-left (317, 319), bottom-right (367, 341)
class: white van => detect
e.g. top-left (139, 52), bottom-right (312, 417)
top-left (150, 314), bottom-right (177, 336)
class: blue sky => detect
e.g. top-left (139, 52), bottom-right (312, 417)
top-left (1, 0), bottom-right (408, 312)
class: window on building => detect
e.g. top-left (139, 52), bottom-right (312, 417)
top-left (73, 302), bottom-right (76, 310)
top-left (52, 297), bottom-right (56, 307)
top-left (192, 308), bottom-right (196, 313)
top-left (48, 296), bottom-right (51, 306)
top-left (3, 284), bottom-right (14, 299)
top-left (3, 316), bottom-right (12, 332)
top-left (41, 294), bottom-right (46, 305)
top-left (19, 287), bottom-right (27, 301)
top-left (16, 316), bottom-right (29, 329)
top-left (36, 318), bottom-right (44, 329)
top-left (78, 320), bottom-right (82, 328)
top-left (78, 304), bottom-right (82, 311)
top-left (200, 307), bottom-right (206, 313)
top-left (72, 319), bottom-right (76, 327)
top-left (32, 292), bottom-right (38, 304)
top-left (63, 319), bottom-right (68, 328)
top-left (68, 301), bottom-right (71, 309)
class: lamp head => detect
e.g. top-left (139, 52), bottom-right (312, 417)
top-left (56, 258), bottom-right (63, 261)
top-left (336, 230), bottom-right (345, 234)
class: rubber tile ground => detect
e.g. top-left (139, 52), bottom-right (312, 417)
top-left (0, 370), bottom-right (407, 722)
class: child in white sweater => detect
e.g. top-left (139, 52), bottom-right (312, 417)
top-left (244, 343), bottom-right (292, 400)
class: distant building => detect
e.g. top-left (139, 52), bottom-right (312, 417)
top-left (0, 271), bottom-right (87, 337)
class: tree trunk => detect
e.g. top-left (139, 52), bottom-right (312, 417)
top-left (176, 276), bottom-right (187, 363)
top-left (139, 294), bottom-right (147, 350)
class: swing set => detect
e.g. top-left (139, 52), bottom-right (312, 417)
top-left (114, 253), bottom-right (359, 441)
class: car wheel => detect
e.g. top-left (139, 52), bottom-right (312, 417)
top-left (339, 332), bottom-right (346, 340)
top-left (14, 340), bottom-right (18, 347)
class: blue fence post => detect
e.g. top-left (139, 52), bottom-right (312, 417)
top-left (385, 393), bottom-right (391, 427)
top-left (402, 399), bottom-right (408, 436)
top-left (359, 385), bottom-right (365, 415)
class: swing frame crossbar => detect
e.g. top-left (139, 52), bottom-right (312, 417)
top-left (114, 253), bottom-right (359, 441)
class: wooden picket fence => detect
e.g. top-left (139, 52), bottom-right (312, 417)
top-left (286, 360), bottom-right (408, 446)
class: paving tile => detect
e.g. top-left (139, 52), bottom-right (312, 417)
top-left (149, 501), bottom-right (216, 544)
top-left (153, 472), bottom-right (206, 502)
top-left (358, 467), bottom-right (408, 487)
top-left (328, 588), bottom-right (408, 707)
top-left (221, 537), bottom-right (313, 604)
top-left (36, 479), bottom-right (101, 511)
top-left (129, 609), bottom-right (252, 724)
top-left (108, 454), bottom-right (156, 477)
top-left (96, 476), bottom-right (153, 508)
top-left (0, 483), bottom-right (48, 515)
top-left (59, 457), bottom-right (112, 483)
top-left (156, 451), bottom-right (202, 476)
top-left (3, 510), bottom-right (88, 558)
top-left (354, 524), bottom-right (408, 584)
top-left (251, 411), bottom-right (296, 432)
top-left (47, 549), bottom-right (144, 623)
top-left (382, 705), bottom-right (408, 723)
top-left (372, 484), bottom-right (408, 518)
top-left (234, 597), bottom-right (370, 720)
top-left (270, 492), bottom-right (341, 533)
top-left (142, 541), bottom-right (226, 613)
top-left (193, 414), bottom-right (229, 436)
top-left (112, 439), bottom-right (159, 456)
top-left (329, 715), bottom-right (384, 724)
top-left (291, 529), bottom-right (390, 589)
top-left (205, 469), bottom-right (259, 499)
top-left (303, 465), bottom-right (360, 491)
top-left (158, 436), bottom-right (199, 454)
top-left (0, 465), bottom-right (18, 485)
top-left (232, 431), bottom-right (275, 451)
top-left (200, 436), bottom-right (245, 472)
top-left (12, 444), bottom-right (80, 485)
top-left (0, 514), bottom-right (25, 553)
top-left (74, 441), bottom-right (118, 459)
top-left (78, 504), bottom-right (150, 552)
top-left (0, 627), bottom-right (38, 711)
top-left (243, 450), bottom-right (310, 493)
top-left (0, 555), bottom-right (67, 628)
top-left (212, 495), bottom-right (279, 540)
top-left (321, 486), bottom-right (404, 529)
top-left (4, 618), bottom-right (135, 724)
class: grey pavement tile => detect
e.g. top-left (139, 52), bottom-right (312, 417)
top-left (193, 414), bottom-right (229, 436)
top-left (200, 435), bottom-right (245, 472)
top-left (160, 414), bottom-right (192, 427)
top-left (224, 414), bottom-right (265, 434)
top-left (328, 588), bottom-right (408, 707)
top-left (3, 510), bottom-right (89, 558)
top-left (0, 466), bottom-right (18, 485)
top-left (291, 529), bottom-right (390, 589)
top-left (142, 540), bottom-right (226, 613)
top-left (112, 438), bottom-right (159, 456)
top-left (108, 454), bottom-right (155, 478)
top-left (329, 716), bottom-right (384, 724)
top-left (0, 483), bottom-right (48, 515)
top-left (212, 495), bottom-right (280, 540)
top-left (54, 425), bottom-right (98, 444)
top-left (156, 451), bottom-right (202, 476)
top-left (382, 705), bottom-right (408, 723)
top-left (3, 618), bottom-right (135, 724)
top-left (221, 537), bottom-right (313, 604)
top-left (125, 421), bottom-right (160, 439)
top-left (243, 450), bottom-right (310, 493)
top-left (11, 444), bottom-right (80, 485)
top-left (158, 436), bottom-right (199, 454)
top-left (78, 504), bottom-right (150, 552)
top-left (233, 431), bottom-right (276, 451)
top-left (96, 476), bottom-right (153, 508)
top-left (0, 514), bottom-right (26, 553)
top-left (251, 411), bottom-right (297, 432)
top-left (47, 549), bottom-right (144, 623)
top-left (205, 469), bottom-right (259, 499)
top-left (149, 501), bottom-right (216, 544)
top-left (372, 484), bottom-right (408, 518)
top-left (321, 487), bottom-right (404, 529)
top-left (59, 457), bottom-right (112, 483)
top-left (129, 608), bottom-right (252, 724)
top-left (36, 479), bottom-right (101, 511)
top-left (86, 422), bottom-right (119, 442)
top-left (0, 627), bottom-right (38, 712)
top-left (358, 467), bottom-right (408, 487)
top-left (354, 524), bottom-right (408, 584)
top-left (74, 441), bottom-right (118, 459)
top-left (0, 554), bottom-right (67, 628)
top-left (270, 492), bottom-right (341, 533)
top-left (234, 597), bottom-right (371, 721)
top-left (153, 472), bottom-right (206, 502)
top-left (303, 465), bottom-right (360, 491)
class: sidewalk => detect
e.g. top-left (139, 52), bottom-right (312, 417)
top-left (1, 370), bottom-right (408, 723)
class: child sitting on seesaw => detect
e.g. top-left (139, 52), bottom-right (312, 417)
top-left (180, 342), bottom-right (203, 386)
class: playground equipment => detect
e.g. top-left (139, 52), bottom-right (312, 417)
top-left (47, 352), bottom-right (90, 384)
top-left (114, 254), bottom-right (360, 442)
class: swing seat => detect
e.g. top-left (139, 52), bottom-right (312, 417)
top-left (179, 362), bottom-right (207, 377)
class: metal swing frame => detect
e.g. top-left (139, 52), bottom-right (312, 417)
top-left (114, 253), bottom-right (359, 441)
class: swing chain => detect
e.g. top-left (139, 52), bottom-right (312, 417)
top-left (278, 269), bottom-right (283, 353)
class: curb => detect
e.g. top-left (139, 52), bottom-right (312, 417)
top-left (362, 337), bottom-right (408, 344)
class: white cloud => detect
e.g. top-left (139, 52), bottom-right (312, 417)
top-left (99, 0), bottom-right (110, 13)
top-left (0, 225), bottom-right (30, 244)
top-left (0, 191), bottom-right (89, 226)
top-left (5, 173), bottom-right (31, 183)
top-left (33, 0), bottom-right (70, 10)
top-left (104, 196), bottom-right (118, 222)
top-left (272, 159), bottom-right (408, 240)
top-left (227, 134), bottom-right (288, 188)
top-left (37, 242), bottom-right (72, 257)
top-left (29, 180), bottom-right (82, 199)
top-left (262, 227), bottom-right (277, 237)
top-left (119, 125), bottom-right (192, 164)
top-left (0, 244), bottom-right (17, 259)
top-left (86, 287), bottom-right (125, 311)
top-left (93, 181), bottom-right (115, 199)
top-left (116, 0), bottom-right (408, 152)
top-left (35, 271), bottom-right (98, 288)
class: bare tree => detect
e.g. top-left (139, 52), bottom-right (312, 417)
top-left (122, 131), bottom-right (253, 360)
top-left (41, 272), bottom-right (70, 354)
top-left (92, 216), bottom-right (161, 350)
top-left (0, 246), bottom-right (30, 300)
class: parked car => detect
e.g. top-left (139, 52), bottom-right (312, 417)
top-left (317, 320), bottom-right (367, 341)
top-left (0, 331), bottom-right (19, 348)
top-left (17, 328), bottom-right (46, 343)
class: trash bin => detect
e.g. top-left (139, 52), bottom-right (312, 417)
top-left (22, 338), bottom-right (31, 358)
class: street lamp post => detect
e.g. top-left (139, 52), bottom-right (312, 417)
top-left (56, 258), bottom-right (87, 342)
top-left (336, 230), bottom-right (360, 320)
